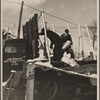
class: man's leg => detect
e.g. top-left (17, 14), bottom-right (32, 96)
top-left (53, 42), bottom-right (61, 61)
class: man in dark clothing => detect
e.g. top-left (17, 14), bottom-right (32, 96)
top-left (39, 28), bottom-right (62, 61)
top-left (60, 29), bottom-right (74, 58)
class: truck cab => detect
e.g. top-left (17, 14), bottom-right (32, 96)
top-left (3, 39), bottom-right (32, 81)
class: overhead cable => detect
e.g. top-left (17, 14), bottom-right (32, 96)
top-left (3, 0), bottom-right (84, 27)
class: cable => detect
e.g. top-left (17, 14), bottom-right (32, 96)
top-left (3, 0), bottom-right (85, 27)
top-left (24, 4), bottom-right (41, 12)
top-left (24, 4), bottom-right (85, 27)
top-left (3, 1), bottom-right (97, 29)
top-left (3, 0), bottom-right (21, 4)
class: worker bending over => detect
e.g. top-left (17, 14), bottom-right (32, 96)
top-left (39, 28), bottom-right (62, 61)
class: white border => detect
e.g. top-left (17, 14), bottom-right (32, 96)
top-left (1, 0), bottom-right (98, 100)
top-left (1, 0), bottom-right (3, 100)
top-left (97, 0), bottom-right (99, 100)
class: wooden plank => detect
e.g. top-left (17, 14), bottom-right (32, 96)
top-left (12, 71), bottom-right (22, 88)
top-left (25, 63), bottom-right (36, 100)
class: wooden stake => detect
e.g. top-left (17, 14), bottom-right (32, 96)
top-left (25, 66), bottom-right (35, 100)
top-left (85, 24), bottom-right (96, 60)
top-left (41, 8), bottom-right (51, 62)
top-left (78, 24), bottom-right (80, 59)
top-left (78, 23), bottom-right (84, 60)
top-left (5, 72), bottom-right (15, 100)
top-left (67, 23), bottom-right (75, 54)
top-left (52, 23), bottom-right (56, 32)
top-left (67, 23), bottom-right (70, 34)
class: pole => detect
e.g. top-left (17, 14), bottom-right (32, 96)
top-left (41, 8), bottom-right (51, 62)
top-left (85, 24), bottom-right (96, 60)
top-left (41, 22), bottom-right (43, 28)
top-left (52, 23), bottom-right (56, 32)
top-left (78, 23), bottom-right (84, 60)
top-left (77, 24), bottom-right (80, 60)
top-left (17, 1), bottom-right (24, 39)
top-left (67, 23), bottom-right (75, 54)
top-left (5, 72), bottom-right (15, 100)
top-left (67, 23), bottom-right (70, 34)
top-left (45, 22), bottom-right (50, 54)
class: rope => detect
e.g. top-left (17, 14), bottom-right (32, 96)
top-left (3, 72), bottom-right (15, 90)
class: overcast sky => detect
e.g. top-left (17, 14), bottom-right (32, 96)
top-left (2, 0), bottom-right (97, 55)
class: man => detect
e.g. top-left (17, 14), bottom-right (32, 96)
top-left (39, 28), bottom-right (62, 61)
top-left (60, 29), bottom-right (74, 58)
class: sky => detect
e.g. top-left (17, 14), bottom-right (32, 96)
top-left (2, 0), bottom-right (97, 55)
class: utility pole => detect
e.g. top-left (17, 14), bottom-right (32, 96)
top-left (17, 1), bottom-right (24, 39)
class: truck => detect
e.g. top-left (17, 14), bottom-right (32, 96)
top-left (3, 14), bottom-right (39, 81)
top-left (3, 13), bottom-right (97, 100)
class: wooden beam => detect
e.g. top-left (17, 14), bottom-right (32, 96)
top-left (41, 8), bottom-right (51, 62)
top-left (85, 24), bottom-right (96, 60)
